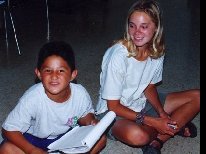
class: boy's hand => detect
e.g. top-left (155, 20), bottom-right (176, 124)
top-left (90, 119), bottom-right (99, 125)
top-left (78, 113), bottom-right (98, 126)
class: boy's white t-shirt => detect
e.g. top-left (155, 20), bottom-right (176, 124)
top-left (2, 83), bottom-right (94, 139)
top-left (96, 43), bottom-right (164, 114)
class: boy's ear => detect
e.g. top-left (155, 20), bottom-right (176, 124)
top-left (71, 69), bottom-right (78, 82)
top-left (35, 68), bottom-right (41, 80)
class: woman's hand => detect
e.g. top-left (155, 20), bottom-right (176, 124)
top-left (159, 110), bottom-right (170, 119)
top-left (152, 116), bottom-right (178, 136)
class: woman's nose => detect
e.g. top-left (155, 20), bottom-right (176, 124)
top-left (134, 27), bottom-right (142, 34)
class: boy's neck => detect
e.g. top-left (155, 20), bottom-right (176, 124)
top-left (46, 86), bottom-right (71, 103)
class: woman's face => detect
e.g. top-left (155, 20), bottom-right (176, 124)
top-left (128, 11), bottom-right (156, 49)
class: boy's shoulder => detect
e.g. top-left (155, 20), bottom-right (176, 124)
top-left (70, 83), bottom-right (88, 93)
top-left (22, 83), bottom-right (44, 98)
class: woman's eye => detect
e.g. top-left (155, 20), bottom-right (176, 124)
top-left (129, 24), bottom-right (134, 28)
top-left (141, 25), bottom-right (148, 29)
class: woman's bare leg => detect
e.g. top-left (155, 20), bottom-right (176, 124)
top-left (112, 119), bottom-right (157, 147)
top-left (151, 89), bottom-right (200, 148)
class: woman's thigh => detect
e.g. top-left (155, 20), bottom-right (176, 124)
top-left (112, 119), bottom-right (157, 146)
top-left (163, 89), bottom-right (200, 114)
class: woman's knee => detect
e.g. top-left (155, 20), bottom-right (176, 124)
top-left (112, 120), bottom-right (154, 146)
top-left (190, 89), bottom-right (200, 109)
top-left (126, 128), bottom-right (151, 146)
top-left (193, 89), bottom-right (200, 101)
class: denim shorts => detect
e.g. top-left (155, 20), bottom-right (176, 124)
top-left (96, 92), bottom-right (167, 140)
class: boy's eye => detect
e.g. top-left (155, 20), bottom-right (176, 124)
top-left (59, 70), bottom-right (65, 73)
top-left (44, 69), bottom-right (51, 73)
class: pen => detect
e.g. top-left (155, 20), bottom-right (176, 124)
top-left (168, 124), bottom-right (177, 130)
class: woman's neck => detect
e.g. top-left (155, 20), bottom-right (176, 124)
top-left (135, 49), bottom-right (149, 61)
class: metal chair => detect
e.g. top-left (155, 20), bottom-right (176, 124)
top-left (0, 0), bottom-right (21, 55)
top-left (45, 0), bottom-right (50, 41)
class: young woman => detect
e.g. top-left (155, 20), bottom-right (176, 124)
top-left (95, 0), bottom-right (200, 153)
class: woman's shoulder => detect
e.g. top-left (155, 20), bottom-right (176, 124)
top-left (109, 43), bottom-right (128, 54)
top-left (104, 43), bottom-right (128, 60)
top-left (150, 54), bottom-right (165, 63)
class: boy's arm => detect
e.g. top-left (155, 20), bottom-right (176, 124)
top-left (2, 128), bottom-right (46, 154)
top-left (78, 113), bottom-right (98, 126)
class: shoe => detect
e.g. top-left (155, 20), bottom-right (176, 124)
top-left (141, 145), bottom-right (161, 154)
top-left (141, 138), bottom-right (163, 154)
top-left (177, 122), bottom-right (197, 138)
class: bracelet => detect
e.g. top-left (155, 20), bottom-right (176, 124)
top-left (136, 109), bottom-right (146, 125)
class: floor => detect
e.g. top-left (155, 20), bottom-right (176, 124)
top-left (0, 0), bottom-right (200, 153)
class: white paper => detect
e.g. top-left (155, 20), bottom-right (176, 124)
top-left (48, 111), bottom-right (116, 153)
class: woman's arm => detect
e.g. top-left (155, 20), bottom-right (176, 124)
top-left (144, 84), bottom-right (167, 117)
top-left (107, 100), bottom-right (137, 121)
top-left (143, 84), bottom-right (177, 135)
top-left (107, 98), bottom-right (176, 135)
top-left (2, 129), bottom-right (46, 154)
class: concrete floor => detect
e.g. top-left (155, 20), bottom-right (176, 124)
top-left (0, 0), bottom-right (200, 153)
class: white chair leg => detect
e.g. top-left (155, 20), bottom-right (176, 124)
top-left (3, 9), bottom-right (8, 50)
top-left (9, 11), bottom-right (21, 55)
top-left (46, 0), bottom-right (50, 41)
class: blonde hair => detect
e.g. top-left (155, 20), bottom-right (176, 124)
top-left (117, 0), bottom-right (165, 59)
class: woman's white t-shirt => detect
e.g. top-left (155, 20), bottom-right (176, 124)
top-left (96, 43), bottom-right (164, 114)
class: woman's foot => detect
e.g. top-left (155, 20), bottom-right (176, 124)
top-left (149, 138), bottom-right (163, 149)
top-left (177, 122), bottom-right (197, 138)
top-left (141, 138), bottom-right (163, 154)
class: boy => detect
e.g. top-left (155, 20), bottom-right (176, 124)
top-left (0, 41), bottom-right (106, 154)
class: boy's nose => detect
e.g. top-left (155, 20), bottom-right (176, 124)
top-left (51, 72), bottom-right (58, 79)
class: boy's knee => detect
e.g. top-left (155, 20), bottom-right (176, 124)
top-left (0, 142), bottom-right (11, 153)
top-left (0, 142), bottom-right (24, 154)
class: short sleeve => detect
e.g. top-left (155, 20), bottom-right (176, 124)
top-left (101, 45), bottom-right (128, 100)
top-left (73, 84), bottom-right (95, 118)
top-left (2, 95), bottom-right (36, 132)
top-left (82, 88), bottom-right (94, 117)
top-left (151, 56), bottom-right (164, 84)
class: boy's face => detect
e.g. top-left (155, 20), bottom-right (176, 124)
top-left (35, 55), bottom-right (77, 102)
